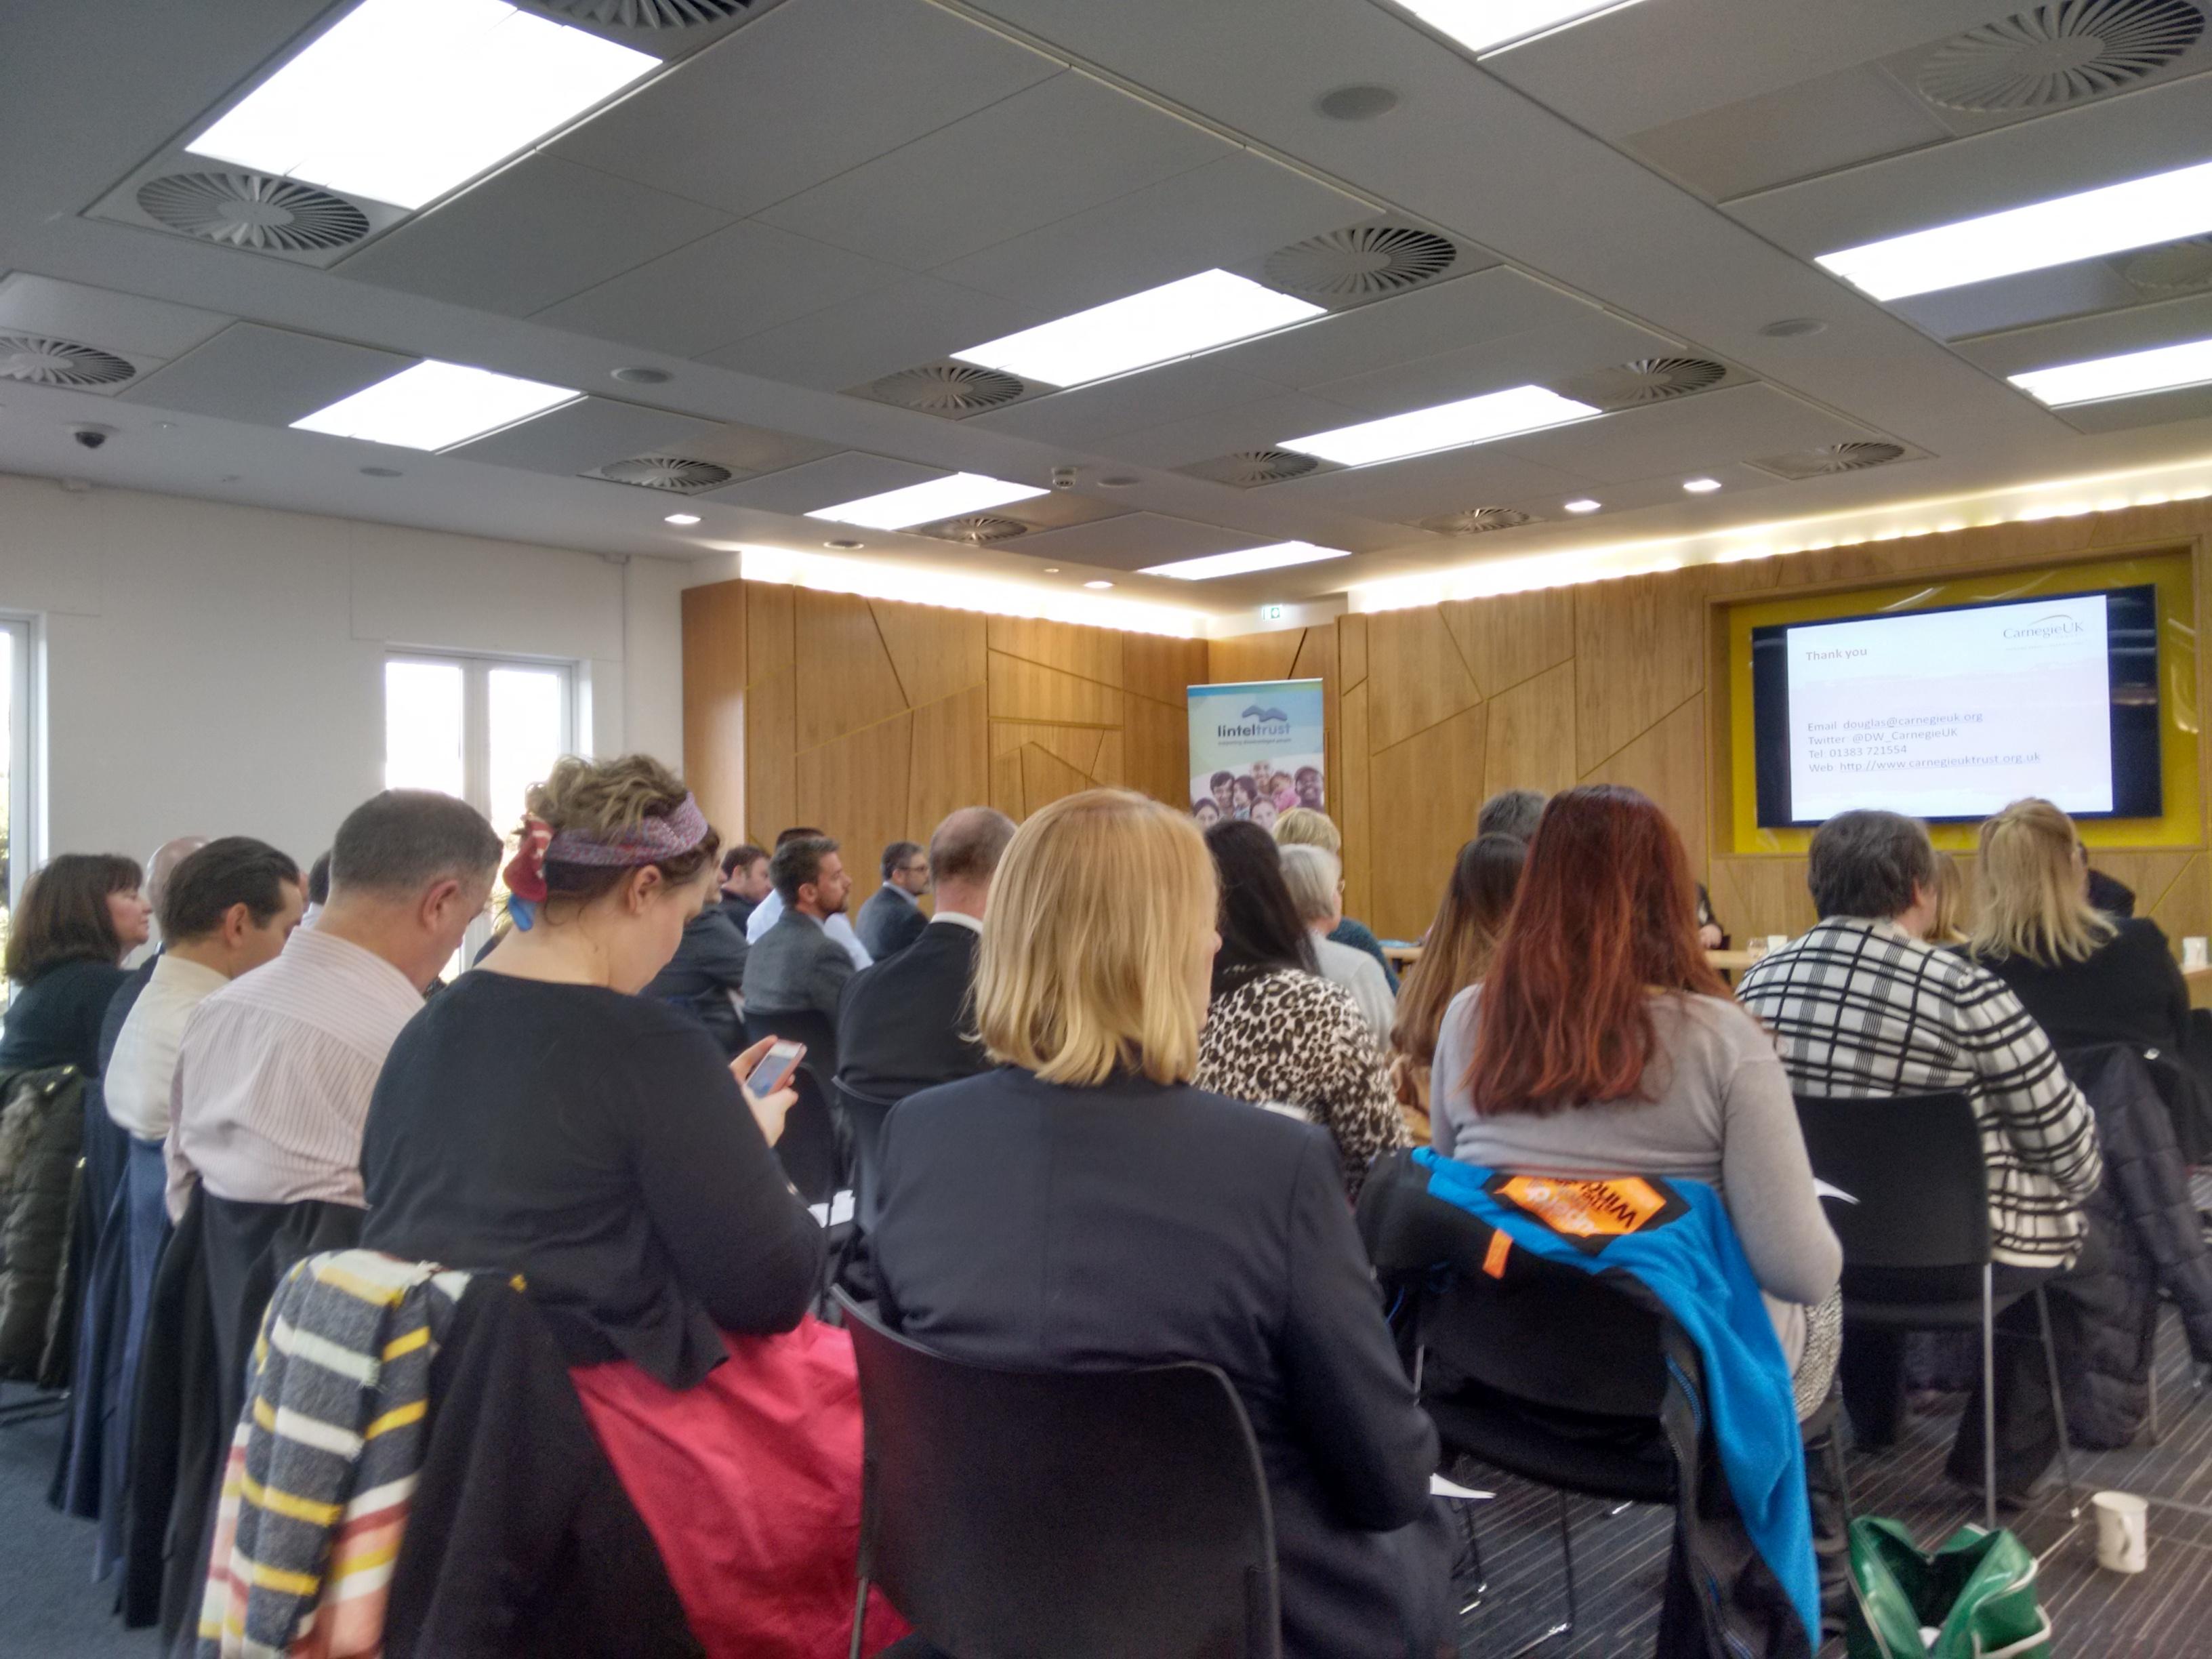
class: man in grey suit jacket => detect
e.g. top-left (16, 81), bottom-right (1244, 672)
top-left (740, 834), bottom-right (857, 1024)
top-left (855, 840), bottom-right (930, 960)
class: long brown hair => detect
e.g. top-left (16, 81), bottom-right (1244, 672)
top-left (1393, 834), bottom-right (1525, 1065)
top-left (1462, 785), bottom-right (1724, 1115)
top-left (5, 853), bottom-right (143, 983)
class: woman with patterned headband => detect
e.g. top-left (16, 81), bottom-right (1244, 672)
top-left (361, 754), bottom-right (896, 1657)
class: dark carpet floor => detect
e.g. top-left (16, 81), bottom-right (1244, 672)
top-left (0, 1387), bottom-right (158, 1656)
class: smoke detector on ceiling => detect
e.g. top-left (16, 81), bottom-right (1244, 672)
top-left (1420, 507), bottom-right (1539, 535)
top-left (1746, 441), bottom-right (1912, 480)
top-left (1915, 0), bottom-right (2204, 112)
top-left (914, 514), bottom-right (1029, 544)
top-left (857, 361), bottom-right (1028, 415)
top-left (1555, 356), bottom-right (1730, 409)
top-left (136, 171), bottom-right (372, 254)
top-left (1263, 224), bottom-right (1458, 302)
top-left (530, 0), bottom-right (751, 23)
top-left (592, 455), bottom-right (734, 493)
top-left (1174, 449), bottom-right (1330, 487)
top-left (0, 333), bottom-right (138, 389)
top-left (2117, 235), bottom-right (2212, 291)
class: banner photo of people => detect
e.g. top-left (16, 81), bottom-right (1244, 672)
top-left (1186, 679), bottom-right (1326, 830)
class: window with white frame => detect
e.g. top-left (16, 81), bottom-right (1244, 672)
top-left (0, 619), bottom-right (34, 1008)
top-left (384, 652), bottom-right (576, 967)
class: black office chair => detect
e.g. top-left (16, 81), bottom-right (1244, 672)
top-left (833, 1288), bottom-right (1282, 1659)
top-left (1794, 1092), bottom-right (2077, 1530)
top-left (832, 1078), bottom-right (900, 1233)
top-left (742, 1006), bottom-right (844, 1203)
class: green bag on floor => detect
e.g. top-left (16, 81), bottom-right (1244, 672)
top-left (1845, 1516), bottom-right (2051, 1658)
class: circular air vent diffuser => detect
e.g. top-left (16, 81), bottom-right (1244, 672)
top-left (1793, 443), bottom-right (1907, 474)
top-left (1562, 356), bottom-right (1728, 407)
top-left (532, 0), bottom-right (750, 24)
top-left (1264, 225), bottom-right (1458, 300)
top-left (1917, 0), bottom-right (2203, 112)
top-left (1422, 508), bottom-right (1536, 535)
top-left (921, 515), bottom-right (1028, 544)
top-left (137, 172), bottom-right (371, 253)
top-left (0, 335), bottom-right (135, 388)
top-left (865, 363), bottom-right (1025, 413)
top-left (1213, 449), bottom-right (1322, 485)
top-left (597, 456), bottom-right (733, 491)
top-left (2121, 236), bottom-right (2212, 291)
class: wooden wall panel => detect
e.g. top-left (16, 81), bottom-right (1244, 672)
top-left (1367, 607), bottom-right (1481, 753)
top-left (743, 664), bottom-right (795, 848)
top-left (1581, 694), bottom-right (1708, 880)
top-left (1125, 693), bottom-right (1188, 808)
top-left (988, 653), bottom-right (1122, 726)
top-left (1339, 682), bottom-right (1372, 927)
top-left (908, 686), bottom-right (988, 837)
top-left (872, 600), bottom-right (986, 710)
top-left (989, 615), bottom-right (1123, 691)
top-left (1126, 632), bottom-right (1208, 707)
top-left (1572, 571), bottom-right (1704, 773)
top-left (794, 711), bottom-right (913, 879)
top-left (1369, 703), bottom-right (1485, 941)
top-left (794, 589), bottom-right (908, 752)
top-left (1339, 614), bottom-right (1368, 693)
top-left (1443, 586), bottom-right (1575, 698)
top-left (1483, 659), bottom-right (1578, 801)
top-left (680, 581), bottom-right (746, 842)
top-left (1208, 628), bottom-right (1305, 686)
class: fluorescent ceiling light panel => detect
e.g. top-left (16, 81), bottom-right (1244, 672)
top-left (188, 0), bottom-right (657, 209)
top-left (2009, 335), bottom-right (2212, 407)
top-left (1141, 541), bottom-right (1352, 581)
top-left (1391, 0), bottom-right (1651, 54)
top-left (1816, 158), bottom-right (2212, 302)
top-left (291, 360), bottom-right (580, 450)
top-left (805, 472), bottom-right (1048, 531)
top-left (953, 270), bottom-right (1323, 389)
top-left (1282, 385), bottom-right (1598, 467)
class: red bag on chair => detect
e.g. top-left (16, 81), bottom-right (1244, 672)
top-left (571, 1315), bottom-right (907, 1659)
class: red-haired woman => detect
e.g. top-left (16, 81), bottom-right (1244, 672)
top-left (1431, 785), bottom-right (1840, 1403)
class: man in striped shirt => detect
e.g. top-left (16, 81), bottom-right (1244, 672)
top-left (1738, 808), bottom-right (2102, 1502)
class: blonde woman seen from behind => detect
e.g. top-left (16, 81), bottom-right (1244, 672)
top-left (1925, 850), bottom-right (1970, 947)
top-left (1273, 806), bottom-right (1398, 989)
top-left (869, 790), bottom-right (1451, 1659)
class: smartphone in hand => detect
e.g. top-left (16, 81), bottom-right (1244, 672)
top-left (744, 1040), bottom-right (805, 1097)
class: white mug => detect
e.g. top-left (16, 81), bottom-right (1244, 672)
top-left (1767, 934), bottom-right (1789, 952)
top-left (2093, 1490), bottom-right (2148, 1574)
top-left (2184, 937), bottom-right (2209, 972)
top-left (1745, 938), bottom-right (1768, 962)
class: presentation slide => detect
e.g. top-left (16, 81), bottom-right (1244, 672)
top-left (1781, 592), bottom-right (2114, 822)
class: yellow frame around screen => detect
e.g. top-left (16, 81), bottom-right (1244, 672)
top-left (1725, 549), bottom-right (2200, 855)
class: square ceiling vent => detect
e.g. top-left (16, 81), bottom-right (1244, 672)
top-left (87, 151), bottom-right (409, 269)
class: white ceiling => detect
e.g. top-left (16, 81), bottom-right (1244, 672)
top-left (3, 0), bottom-right (2212, 610)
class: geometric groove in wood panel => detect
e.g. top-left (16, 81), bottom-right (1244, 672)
top-left (743, 665), bottom-right (796, 848)
top-left (1124, 692), bottom-right (1187, 807)
top-left (1366, 607), bottom-right (1480, 754)
top-left (1123, 630), bottom-right (1207, 708)
top-left (1368, 701), bottom-right (1485, 942)
top-left (1443, 585), bottom-right (1574, 699)
top-left (870, 596), bottom-right (986, 711)
top-left (991, 720), bottom-right (1103, 778)
top-left (1482, 659), bottom-right (1578, 800)
top-left (1019, 742), bottom-right (1097, 818)
top-left (988, 651), bottom-right (1122, 726)
top-left (794, 710), bottom-right (914, 882)
top-left (1572, 571), bottom-right (1703, 775)
top-left (1339, 613), bottom-right (1368, 692)
top-left (988, 614), bottom-right (1123, 690)
top-left (1338, 679), bottom-right (1372, 927)
top-left (1580, 693), bottom-right (1707, 881)
top-left (1570, 685), bottom-right (1702, 781)
top-left (796, 588), bottom-right (908, 750)
top-left (908, 684), bottom-right (989, 840)
top-left (1208, 628), bottom-right (1305, 687)
top-left (744, 579), bottom-right (794, 682)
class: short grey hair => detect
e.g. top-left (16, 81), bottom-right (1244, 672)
top-left (329, 790), bottom-right (501, 899)
top-left (1807, 810), bottom-right (1936, 920)
top-left (1477, 788), bottom-right (1548, 844)
top-left (1277, 842), bottom-right (1340, 925)
top-left (929, 806), bottom-right (1016, 886)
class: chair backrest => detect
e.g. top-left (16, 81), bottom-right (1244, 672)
top-left (742, 1006), bottom-right (842, 1202)
top-left (831, 1080), bottom-right (899, 1230)
top-left (1792, 1091), bottom-right (1988, 1271)
top-left (835, 1289), bottom-right (1282, 1659)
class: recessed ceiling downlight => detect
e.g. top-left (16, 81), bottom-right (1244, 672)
top-left (531, 0), bottom-right (750, 23)
top-left (864, 362), bottom-right (1026, 413)
top-left (1916, 0), bottom-right (2203, 114)
top-left (137, 171), bottom-right (372, 252)
top-left (598, 455), bottom-right (733, 492)
top-left (1263, 225), bottom-right (1458, 300)
top-left (0, 334), bottom-right (136, 388)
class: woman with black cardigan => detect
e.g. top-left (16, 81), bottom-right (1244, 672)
top-left (871, 789), bottom-right (1449, 1659)
top-left (0, 853), bottom-right (148, 1073)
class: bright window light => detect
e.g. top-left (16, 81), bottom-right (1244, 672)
top-left (292, 361), bottom-right (580, 450)
top-left (1391, 0), bottom-right (1651, 54)
top-left (1140, 541), bottom-right (1353, 581)
top-left (953, 270), bottom-right (1324, 389)
top-left (188, 0), bottom-right (657, 210)
top-left (1816, 158), bottom-right (2212, 302)
top-left (2009, 335), bottom-right (2212, 407)
top-left (1282, 386), bottom-right (1597, 468)
top-left (804, 472), bottom-right (1048, 531)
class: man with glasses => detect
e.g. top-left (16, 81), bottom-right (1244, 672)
top-left (855, 839), bottom-right (930, 961)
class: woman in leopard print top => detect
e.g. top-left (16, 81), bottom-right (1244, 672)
top-left (1195, 823), bottom-right (1406, 1198)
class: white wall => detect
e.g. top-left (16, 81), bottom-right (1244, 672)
top-left (0, 472), bottom-right (686, 870)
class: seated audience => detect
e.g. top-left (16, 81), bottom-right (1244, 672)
top-left (1195, 821), bottom-right (1405, 1198)
top-left (1926, 849), bottom-right (1970, 945)
top-left (361, 754), bottom-right (875, 1658)
top-left (302, 849), bottom-right (331, 928)
top-left (716, 842), bottom-right (771, 932)
top-left (2087, 866), bottom-right (2136, 917)
top-left (1696, 883), bottom-right (1725, 949)
top-left (870, 789), bottom-right (1449, 1659)
top-left (1389, 833), bottom-right (1525, 1130)
top-left (1475, 786), bottom-right (1547, 844)
top-left (1273, 806), bottom-right (1397, 988)
top-left (0, 853), bottom-right (149, 1073)
top-left (740, 834), bottom-right (857, 1027)
top-left (638, 895), bottom-right (750, 1054)
top-left (745, 825), bottom-right (872, 969)
top-left (1278, 842), bottom-right (1395, 1042)
top-left (1432, 786), bottom-right (1841, 1398)
top-left (1737, 808), bottom-right (2102, 1501)
top-left (855, 839), bottom-right (930, 959)
top-left (1970, 797), bottom-right (2189, 1056)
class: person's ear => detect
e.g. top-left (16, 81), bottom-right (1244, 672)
top-left (222, 901), bottom-right (253, 949)
top-left (629, 865), bottom-right (663, 912)
top-left (420, 878), bottom-right (462, 930)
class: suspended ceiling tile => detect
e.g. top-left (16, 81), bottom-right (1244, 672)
top-left (339, 156), bottom-right (731, 318)
top-left (1010, 511), bottom-right (1269, 570)
top-left (1104, 389), bottom-right (1370, 468)
top-left (754, 71), bottom-right (1231, 270)
top-left (1300, 314), bottom-right (1687, 417)
top-left (682, 422), bottom-right (846, 475)
top-left (700, 275), bottom-right (1047, 392)
top-left (964, 357), bottom-right (1287, 447)
top-left (550, 0), bottom-right (1062, 220)
top-left (120, 323), bottom-right (413, 426)
top-left (1891, 259), bottom-right (2149, 342)
top-left (2053, 383), bottom-right (2212, 434)
top-left (703, 451), bottom-right (945, 514)
top-left (0, 273), bottom-right (230, 361)
top-left (1498, 384), bottom-right (1880, 484)
top-left (933, 152), bottom-right (1376, 314)
top-left (1951, 290), bottom-right (2212, 378)
top-left (533, 220), bottom-right (906, 356)
top-left (446, 396), bottom-right (724, 476)
top-left (1263, 446), bottom-right (1594, 522)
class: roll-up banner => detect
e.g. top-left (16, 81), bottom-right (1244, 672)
top-left (1187, 678), bottom-right (1326, 829)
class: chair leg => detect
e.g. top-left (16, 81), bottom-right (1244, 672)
top-left (2146, 1309), bottom-right (2163, 1447)
top-left (1504, 1492), bottom-right (1577, 1657)
top-left (2034, 1288), bottom-right (2081, 1521)
top-left (848, 1573), bottom-right (869, 1659)
top-left (1983, 1264), bottom-right (1999, 1535)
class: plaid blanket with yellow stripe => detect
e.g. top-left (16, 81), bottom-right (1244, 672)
top-left (197, 1251), bottom-right (470, 1658)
